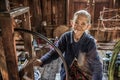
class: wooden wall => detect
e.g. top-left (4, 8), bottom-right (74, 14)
top-left (8, 0), bottom-right (67, 35)
top-left (3, 0), bottom-right (119, 28)
top-left (68, 0), bottom-right (114, 25)
top-left (0, 0), bottom-right (120, 39)
top-left (68, 0), bottom-right (120, 42)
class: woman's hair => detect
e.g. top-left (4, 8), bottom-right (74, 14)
top-left (73, 10), bottom-right (91, 24)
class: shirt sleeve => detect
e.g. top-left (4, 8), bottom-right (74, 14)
top-left (87, 38), bottom-right (103, 80)
top-left (40, 33), bottom-right (67, 65)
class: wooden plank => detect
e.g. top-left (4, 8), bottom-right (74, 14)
top-left (0, 37), bottom-right (9, 80)
top-left (115, 0), bottom-right (120, 8)
top-left (66, 0), bottom-right (70, 25)
top-left (97, 42), bottom-right (115, 46)
top-left (47, 0), bottom-right (52, 24)
top-left (58, 0), bottom-right (66, 25)
top-left (28, 0), bottom-right (42, 28)
top-left (0, 7), bottom-right (29, 17)
top-left (23, 0), bottom-right (29, 6)
top-left (41, 0), bottom-right (47, 21)
top-left (94, 2), bottom-right (109, 23)
top-left (109, 0), bottom-right (114, 8)
top-left (22, 12), bottom-right (34, 79)
top-left (73, 0), bottom-right (87, 2)
top-left (23, 12), bottom-right (33, 59)
top-left (52, 0), bottom-right (58, 25)
top-left (97, 45), bottom-right (114, 50)
top-left (0, 0), bottom-right (10, 11)
top-left (68, 0), bottom-right (74, 25)
top-left (93, 0), bottom-right (109, 3)
top-left (0, 17), bottom-right (19, 80)
top-left (97, 41), bottom-right (116, 50)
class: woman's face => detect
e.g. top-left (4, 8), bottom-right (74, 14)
top-left (72, 15), bottom-right (90, 32)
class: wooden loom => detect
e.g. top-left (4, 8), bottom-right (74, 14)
top-left (98, 7), bottom-right (120, 31)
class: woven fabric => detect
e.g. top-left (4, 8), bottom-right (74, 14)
top-left (68, 58), bottom-right (92, 80)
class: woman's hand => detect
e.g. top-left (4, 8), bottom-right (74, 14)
top-left (34, 59), bottom-right (43, 66)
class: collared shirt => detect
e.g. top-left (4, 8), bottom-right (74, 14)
top-left (41, 30), bottom-right (102, 80)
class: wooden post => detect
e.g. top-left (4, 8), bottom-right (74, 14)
top-left (0, 7), bottom-right (34, 80)
top-left (91, 0), bottom-right (95, 26)
top-left (69, 0), bottom-right (74, 26)
top-left (66, 0), bottom-right (70, 26)
top-left (0, 17), bottom-right (19, 80)
top-left (0, 0), bottom-right (10, 11)
top-left (0, 37), bottom-right (9, 80)
top-left (41, 0), bottom-right (47, 21)
top-left (109, 0), bottom-right (114, 8)
top-left (22, 11), bottom-right (34, 79)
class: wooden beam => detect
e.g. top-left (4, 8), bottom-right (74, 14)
top-left (0, 0), bottom-right (10, 11)
top-left (0, 7), bottom-right (29, 17)
top-left (41, 0), bottom-right (47, 21)
top-left (66, 0), bottom-right (70, 25)
top-left (67, 0), bottom-right (74, 26)
top-left (0, 17), bottom-right (19, 80)
top-left (22, 12), bottom-right (34, 79)
top-left (109, 0), bottom-right (114, 8)
top-left (0, 37), bottom-right (9, 80)
top-left (0, 6), bottom-right (34, 80)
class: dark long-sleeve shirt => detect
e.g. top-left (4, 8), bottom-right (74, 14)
top-left (40, 30), bottom-right (102, 80)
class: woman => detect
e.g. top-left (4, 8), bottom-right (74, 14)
top-left (35, 10), bottom-right (102, 80)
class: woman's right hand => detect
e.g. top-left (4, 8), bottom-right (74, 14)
top-left (34, 59), bottom-right (43, 66)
